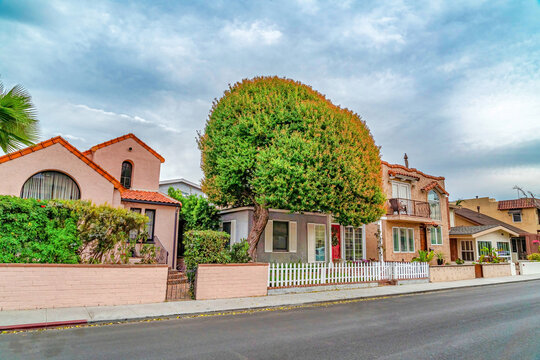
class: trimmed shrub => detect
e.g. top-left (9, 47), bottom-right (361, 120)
top-left (183, 230), bottom-right (231, 273)
top-left (527, 253), bottom-right (540, 261)
top-left (0, 195), bottom-right (148, 264)
top-left (230, 239), bottom-right (251, 263)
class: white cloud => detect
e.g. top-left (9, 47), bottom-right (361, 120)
top-left (222, 21), bottom-right (283, 46)
top-left (57, 133), bottom-right (87, 142)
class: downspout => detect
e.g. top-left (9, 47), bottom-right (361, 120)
top-left (172, 207), bottom-right (179, 269)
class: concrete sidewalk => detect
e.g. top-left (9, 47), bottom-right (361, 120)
top-left (2, 274), bottom-right (539, 329)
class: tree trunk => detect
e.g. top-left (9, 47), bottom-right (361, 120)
top-left (247, 204), bottom-right (269, 261)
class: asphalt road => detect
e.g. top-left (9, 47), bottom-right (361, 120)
top-left (1, 280), bottom-right (539, 360)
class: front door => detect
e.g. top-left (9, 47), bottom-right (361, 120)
top-left (511, 237), bottom-right (527, 260)
top-left (331, 225), bottom-right (341, 261)
top-left (420, 225), bottom-right (427, 251)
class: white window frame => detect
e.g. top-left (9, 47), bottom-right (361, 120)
top-left (314, 224), bottom-right (326, 262)
top-left (430, 226), bottom-right (443, 245)
top-left (391, 181), bottom-right (411, 200)
top-left (392, 227), bottom-right (415, 253)
top-left (509, 210), bottom-right (522, 223)
top-left (264, 220), bottom-right (297, 253)
top-left (343, 225), bottom-right (366, 261)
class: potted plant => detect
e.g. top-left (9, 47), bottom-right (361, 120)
top-left (436, 251), bottom-right (445, 265)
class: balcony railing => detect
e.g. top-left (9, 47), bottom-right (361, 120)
top-left (387, 198), bottom-right (431, 218)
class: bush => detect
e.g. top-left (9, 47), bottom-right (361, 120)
top-left (455, 258), bottom-right (465, 265)
top-left (412, 250), bottom-right (435, 263)
top-left (167, 189), bottom-right (220, 231)
top-left (0, 196), bottom-right (148, 264)
top-left (230, 239), bottom-right (251, 263)
top-left (183, 230), bottom-right (231, 273)
top-left (527, 253), bottom-right (540, 261)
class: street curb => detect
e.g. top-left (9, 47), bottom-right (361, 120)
top-left (0, 319), bottom-right (87, 331)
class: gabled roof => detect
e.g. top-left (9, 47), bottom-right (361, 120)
top-left (498, 198), bottom-right (540, 210)
top-left (450, 225), bottom-right (519, 237)
top-left (422, 181), bottom-right (449, 196)
top-left (159, 177), bottom-right (202, 190)
top-left (382, 161), bottom-right (445, 181)
top-left (121, 190), bottom-right (181, 207)
top-left (83, 133), bottom-right (165, 163)
top-left (0, 137), bottom-right (123, 190)
top-left (454, 207), bottom-right (528, 235)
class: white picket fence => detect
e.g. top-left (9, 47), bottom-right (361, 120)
top-left (267, 261), bottom-right (429, 288)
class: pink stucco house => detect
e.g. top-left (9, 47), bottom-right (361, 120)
top-left (0, 133), bottom-right (181, 268)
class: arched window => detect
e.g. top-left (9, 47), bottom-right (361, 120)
top-left (21, 171), bottom-right (80, 200)
top-left (428, 190), bottom-right (441, 220)
top-left (120, 161), bottom-right (132, 189)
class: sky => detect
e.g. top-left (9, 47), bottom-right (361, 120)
top-left (0, 0), bottom-right (539, 201)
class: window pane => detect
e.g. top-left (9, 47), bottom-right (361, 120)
top-left (354, 228), bottom-right (363, 260)
top-left (273, 221), bottom-right (289, 251)
top-left (344, 227), bottom-right (354, 260)
top-left (437, 227), bottom-right (443, 245)
top-left (315, 224), bottom-right (326, 262)
top-left (393, 228), bottom-right (400, 252)
top-left (461, 240), bottom-right (474, 261)
top-left (478, 241), bottom-right (491, 256)
top-left (222, 222), bottom-right (231, 236)
top-left (145, 209), bottom-right (155, 241)
top-left (121, 161), bottom-right (132, 189)
top-left (21, 171), bottom-right (80, 200)
top-left (408, 229), bottom-right (414, 252)
top-left (430, 228), bottom-right (436, 245)
top-left (400, 228), bottom-right (407, 252)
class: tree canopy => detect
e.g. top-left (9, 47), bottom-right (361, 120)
top-left (0, 81), bottom-right (39, 152)
top-left (198, 76), bottom-right (385, 259)
top-left (167, 188), bottom-right (221, 231)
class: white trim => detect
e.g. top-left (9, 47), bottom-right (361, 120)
top-left (392, 226), bottom-right (416, 253)
top-left (289, 221), bottom-right (297, 253)
top-left (159, 178), bottom-right (202, 189)
top-left (230, 220), bottom-right (237, 245)
top-left (264, 220), bottom-right (273, 252)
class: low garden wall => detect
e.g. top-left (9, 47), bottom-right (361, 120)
top-left (0, 264), bottom-right (168, 311)
top-left (195, 263), bottom-right (269, 300)
top-left (430, 265), bottom-right (476, 282)
top-left (519, 261), bottom-right (540, 275)
top-left (481, 263), bottom-right (512, 278)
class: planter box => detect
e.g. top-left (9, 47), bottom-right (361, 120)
top-left (195, 263), bottom-right (269, 300)
top-left (0, 264), bottom-right (168, 311)
top-left (519, 261), bottom-right (540, 275)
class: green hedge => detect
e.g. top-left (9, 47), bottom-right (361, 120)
top-left (0, 196), bottom-right (147, 264)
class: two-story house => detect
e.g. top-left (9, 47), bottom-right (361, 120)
top-left (220, 158), bottom-right (451, 263)
top-left (0, 133), bottom-right (181, 268)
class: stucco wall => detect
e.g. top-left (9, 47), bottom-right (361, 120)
top-left (481, 263), bottom-right (512, 278)
top-left (0, 143), bottom-right (119, 206)
top-left (90, 137), bottom-right (161, 191)
top-left (195, 263), bottom-right (268, 300)
top-left (0, 264), bottom-right (168, 310)
top-left (430, 265), bottom-right (476, 282)
top-left (519, 261), bottom-right (540, 275)
top-left (122, 201), bottom-right (178, 268)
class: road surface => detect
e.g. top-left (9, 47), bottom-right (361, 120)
top-left (1, 280), bottom-right (539, 359)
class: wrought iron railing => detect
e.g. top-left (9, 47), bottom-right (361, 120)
top-left (387, 198), bottom-right (431, 218)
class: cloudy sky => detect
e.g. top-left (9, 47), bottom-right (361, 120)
top-left (1, 0), bottom-right (539, 201)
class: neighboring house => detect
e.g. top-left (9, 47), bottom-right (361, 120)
top-left (159, 178), bottom-right (205, 197)
top-left (220, 159), bottom-right (451, 263)
top-left (457, 196), bottom-right (540, 235)
top-left (449, 206), bottom-right (539, 261)
top-left (0, 133), bottom-right (181, 268)
top-left (449, 225), bottom-right (516, 262)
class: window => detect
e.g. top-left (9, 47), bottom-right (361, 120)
top-left (478, 241), bottom-right (492, 256)
top-left (460, 240), bottom-right (474, 261)
top-left (129, 208), bottom-right (142, 239)
top-left (393, 227), bottom-right (414, 253)
top-left (428, 190), bottom-right (441, 220)
top-left (222, 221), bottom-right (232, 247)
top-left (145, 209), bottom-right (156, 242)
top-left (21, 171), bottom-right (80, 200)
top-left (497, 242), bottom-right (511, 259)
top-left (273, 221), bottom-right (289, 251)
top-left (131, 208), bottom-right (141, 213)
top-left (344, 227), bottom-right (364, 261)
top-left (509, 210), bottom-right (521, 223)
top-left (430, 226), bottom-right (443, 245)
top-left (120, 161), bottom-right (133, 189)
top-left (315, 224), bottom-right (326, 262)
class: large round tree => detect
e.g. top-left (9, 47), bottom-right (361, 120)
top-left (198, 76), bottom-right (385, 260)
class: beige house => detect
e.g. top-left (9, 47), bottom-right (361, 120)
top-left (0, 134), bottom-right (181, 268)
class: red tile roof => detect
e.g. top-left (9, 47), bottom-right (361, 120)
top-left (83, 133), bottom-right (165, 163)
top-left (498, 198), bottom-right (540, 210)
top-left (382, 161), bottom-right (445, 181)
top-left (422, 181), bottom-right (449, 196)
top-left (388, 170), bottom-right (420, 180)
top-left (0, 137), bottom-right (123, 190)
top-left (121, 190), bottom-right (181, 206)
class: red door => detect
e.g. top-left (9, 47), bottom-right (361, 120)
top-left (331, 225), bottom-right (341, 261)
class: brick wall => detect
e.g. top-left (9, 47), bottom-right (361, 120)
top-left (482, 263), bottom-right (512, 278)
top-left (430, 265), bottom-right (476, 282)
top-left (0, 264), bottom-right (168, 310)
top-left (195, 263), bottom-right (268, 300)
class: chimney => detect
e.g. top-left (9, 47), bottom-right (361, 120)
top-left (477, 206), bottom-right (480, 213)
top-left (404, 153), bottom-right (409, 168)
